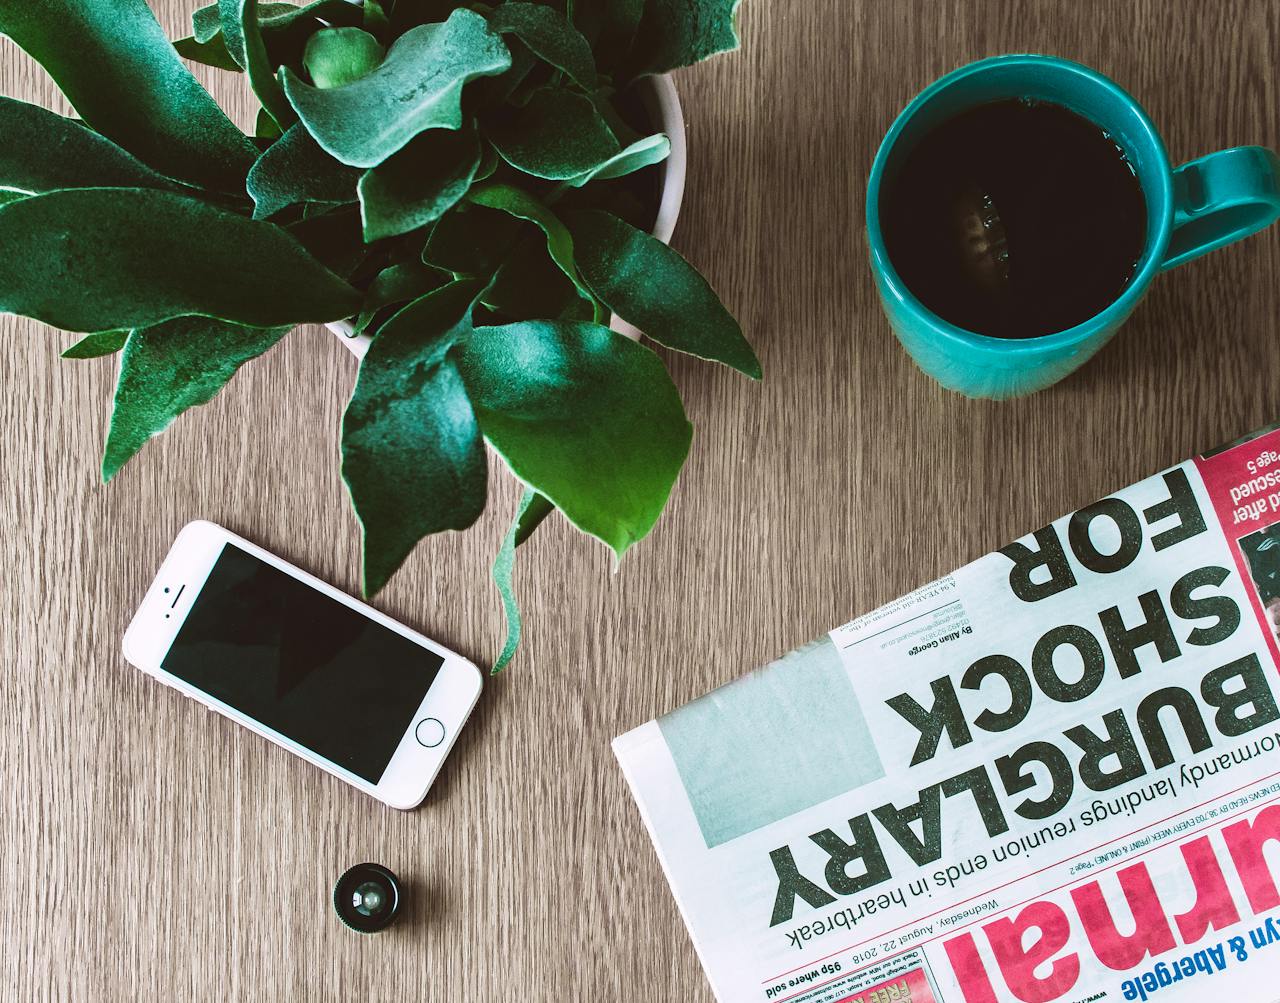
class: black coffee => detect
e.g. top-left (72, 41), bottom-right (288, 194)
top-left (880, 98), bottom-right (1147, 339)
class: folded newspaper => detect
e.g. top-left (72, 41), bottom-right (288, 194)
top-left (614, 421), bottom-right (1280, 1003)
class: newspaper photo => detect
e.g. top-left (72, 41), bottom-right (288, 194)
top-left (614, 421), bottom-right (1280, 1003)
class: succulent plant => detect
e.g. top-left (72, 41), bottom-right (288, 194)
top-left (0, 0), bottom-right (756, 670)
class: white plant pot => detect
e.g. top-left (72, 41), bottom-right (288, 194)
top-left (326, 74), bottom-right (687, 358)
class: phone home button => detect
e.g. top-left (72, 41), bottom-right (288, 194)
top-left (415, 718), bottom-right (445, 748)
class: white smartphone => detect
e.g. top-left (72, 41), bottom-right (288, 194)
top-left (122, 520), bottom-right (482, 810)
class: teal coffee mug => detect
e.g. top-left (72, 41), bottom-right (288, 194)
top-left (866, 55), bottom-right (1280, 398)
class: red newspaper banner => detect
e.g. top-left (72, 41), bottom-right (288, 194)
top-left (941, 799), bottom-right (1280, 1002)
top-left (836, 966), bottom-right (936, 1003)
top-left (1194, 425), bottom-right (1280, 673)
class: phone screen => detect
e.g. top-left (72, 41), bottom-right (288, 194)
top-left (161, 543), bottom-right (443, 783)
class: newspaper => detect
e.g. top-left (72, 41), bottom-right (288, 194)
top-left (614, 421), bottom-right (1280, 1003)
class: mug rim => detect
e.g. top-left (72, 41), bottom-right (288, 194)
top-left (866, 53), bottom-right (1175, 358)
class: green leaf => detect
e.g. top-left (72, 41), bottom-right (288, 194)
top-left (0, 0), bottom-right (256, 193)
top-left (247, 122), bottom-right (360, 219)
top-left (564, 133), bottom-right (670, 187)
top-left (0, 97), bottom-right (184, 196)
top-left (474, 144), bottom-right (501, 184)
top-left (61, 330), bottom-right (129, 359)
top-left (364, 0), bottom-right (391, 36)
top-left (631, 0), bottom-right (742, 75)
top-left (0, 189), bottom-right (359, 332)
top-left (510, 486), bottom-right (553, 547)
top-left (486, 3), bottom-right (596, 90)
top-left (255, 107), bottom-right (284, 141)
top-left (466, 182), bottom-right (598, 314)
top-left (193, 3), bottom-right (226, 43)
top-left (285, 205), bottom-right (367, 278)
top-left (103, 319), bottom-right (289, 481)
top-left (568, 209), bottom-right (760, 378)
top-left (193, 1), bottom-right (361, 44)
top-left (341, 281), bottom-right (488, 595)
top-left (572, 0), bottom-right (644, 56)
top-left (484, 237), bottom-right (591, 322)
top-left (282, 10), bottom-right (511, 168)
top-left (353, 261), bottom-right (449, 334)
top-left (195, 0), bottom-right (364, 77)
top-left (220, 0), bottom-right (296, 130)
top-left (303, 27), bottom-right (385, 89)
top-left (490, 487), bottom-right (554, 674)
top-left (485, 86), bottom-right (620, 181)
top-left (469, 36), bottom-right (540, 112)
top-left (174, 34), bottom-right (242, 72)
top-left (195, 1), bottom-right (281, 43)
top-left (358, 128), bottom-right (481, 242)
top-left (603, 0), bottom-right (647, 46)
top-left (458, 321), bottom-right (692, 559)
top-left (423, 204), bottom-right (525, 276)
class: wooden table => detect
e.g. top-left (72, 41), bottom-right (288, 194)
top-left (3, 2), bottom-right (1278, 999)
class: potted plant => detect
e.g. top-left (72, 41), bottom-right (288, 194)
top-left (0, 0), bottom-right (757, 671)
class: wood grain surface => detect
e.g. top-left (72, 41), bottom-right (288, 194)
top-left (3, 2), bottom-right (1279, 1000)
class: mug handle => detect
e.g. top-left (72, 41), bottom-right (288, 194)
top-left (1160, 146), bottom-right (1280, 270)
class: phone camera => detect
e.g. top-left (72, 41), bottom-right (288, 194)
top-left (333, 863), bottom-right (402, 933)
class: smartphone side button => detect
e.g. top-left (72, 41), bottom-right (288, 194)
top-left (414, 718), bottom-right (445, 748)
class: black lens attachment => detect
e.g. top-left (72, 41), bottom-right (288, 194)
top-left (333, 863), bottom-right (402, 933)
